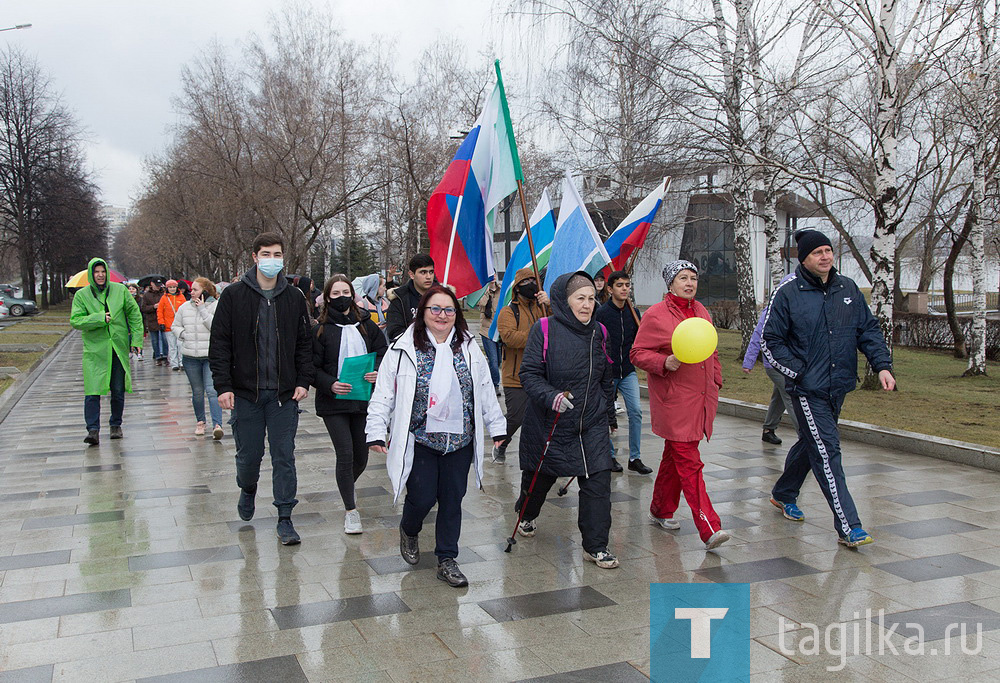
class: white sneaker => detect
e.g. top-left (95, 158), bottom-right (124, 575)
top-left (615, 401), bottom-right (625, 415)
top-left (344, 509), bottom-right (362, 534)
top-left (584, 549), bottom-right (620, 569)
top-left (705, 530), bottom-right (731, 550)
top-left (649, 512), bottom-right (681, 530)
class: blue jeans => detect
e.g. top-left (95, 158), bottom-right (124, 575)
top-left (233, 390), bottom-right (299, 517)
top-left (480, 334), bottom-right (501, 387)
top-left (182, 356), bottom-right (222, 426)
top-left (771, 393), bottom-right (860, 538)
top-left (149, 329), bottom-right (168, 359)
top-left (609, 372), bottom-right (642, 461)
top-left (85, 354), bottom-right (125, 431)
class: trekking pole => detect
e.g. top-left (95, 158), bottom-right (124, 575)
top-left (557, 477), bottom-right (575, 496)
top-left (504, 407), bottom-right (564, 552)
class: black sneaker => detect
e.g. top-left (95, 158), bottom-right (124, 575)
top-left (110, 426), bottom-right (123, 440)
top-left (762, 430), bottom-right (782, 445)
top-left (437, 558), bottom-right (469, 587)
top-left (237, 486), bottom-right (256, 521)
top-left (611, 459), bottom-right (623, 473)
top-left (84, 430), bottom-right (99, 446)
top-left (276, 518), bottom-right (300, 545)
top-left (628, 459), bottom-right (652, 474)
top-left (399, 527), bottom-right (419, 565)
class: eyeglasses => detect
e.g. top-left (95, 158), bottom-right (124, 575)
top-left (426, 305), bottom-right (457, 317)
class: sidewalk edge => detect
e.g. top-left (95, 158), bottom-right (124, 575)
top-left (638, 384), bottom-right (1000, 472)
top-left (0, 329), bottom-right (76, 426)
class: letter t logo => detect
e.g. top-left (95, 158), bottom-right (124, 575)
top-left (675, 607), bottom-right (729, 658)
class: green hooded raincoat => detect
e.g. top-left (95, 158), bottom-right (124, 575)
top-left (70, 258), bottom-right (144, 395)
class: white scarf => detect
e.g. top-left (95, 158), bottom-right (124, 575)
top-left (426, 329), bottom-right (464, 434)
top-left (336, 322), bottom-right (367, 378)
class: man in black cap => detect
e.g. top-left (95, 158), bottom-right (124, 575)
top-left (762, 229), bottom-right (895, 548)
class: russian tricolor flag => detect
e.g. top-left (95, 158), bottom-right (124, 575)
top-left (604, 177), bottom-right (671, 271)
top-left (427, 63), bottom-right (520, 299)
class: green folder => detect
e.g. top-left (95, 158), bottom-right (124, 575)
top-left (337, 352), bottom-right (376, 401)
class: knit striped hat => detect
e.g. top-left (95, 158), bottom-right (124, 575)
top-left (662, 260), bottom-right (698, 288)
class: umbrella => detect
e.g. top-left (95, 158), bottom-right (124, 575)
top-left (66, 268), bottom-right (126, 289)
top-left (137, 274), bottom-right (167, 288)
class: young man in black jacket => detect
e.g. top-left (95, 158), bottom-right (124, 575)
top-left (210, 232), bottom-right (315, 545)
top-left (595, 271), bottom-right (652, 475)
top-left (385, 254), bottom-right (435, 341)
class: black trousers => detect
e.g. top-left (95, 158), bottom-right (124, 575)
top-left (322, 414), bottom-right (369, 510)
top-left (400, 441), bottom-right (474, 561)
top-left (498, 386), bottom-right (528, 455)
top-left (515, 468), bottom-right (612, 555)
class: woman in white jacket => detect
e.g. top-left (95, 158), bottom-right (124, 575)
top-left (173, 277), bottom-right (223, 438)
top-left (367, 285), bottom-right (506, 587)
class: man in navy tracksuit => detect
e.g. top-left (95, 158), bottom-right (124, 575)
top-left (762, 230), bottom-right (896, 547)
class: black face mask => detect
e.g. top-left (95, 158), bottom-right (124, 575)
top-left (328, 296), bottom-right (352, 312)
top-left (517, 282), bottom-right (538, 299)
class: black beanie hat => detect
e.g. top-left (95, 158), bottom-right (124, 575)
top-left (795, 230), bottom-right (832, 262)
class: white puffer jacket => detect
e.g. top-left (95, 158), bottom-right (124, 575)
top-left (366, 325), bottom-right (507, 504)
top-left (172, 298), bottom-right (218, 358)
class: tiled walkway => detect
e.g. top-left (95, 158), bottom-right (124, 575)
top-left (2, 334), bottom-right (1000, 681)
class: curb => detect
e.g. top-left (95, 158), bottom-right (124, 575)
top-left (0, 329), bottom-right (76, 426)
top-left (638, 384), bottom-right (1000, 473)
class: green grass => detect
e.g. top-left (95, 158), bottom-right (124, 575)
top-left (0, 303), bottom-right (73, 393)
top-left (716, 330), bottom-right (1000, 449)
top-left (0, 350), bottom-right (45, 372)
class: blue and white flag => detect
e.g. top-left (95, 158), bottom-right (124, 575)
top-left (488, 190), bottom-right (556, 340)
top-left (543, 172), bottom-right (612, 292)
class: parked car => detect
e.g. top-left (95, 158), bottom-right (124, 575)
top-left (0, 283), bottom-right (18, 297)
top-left (0, 295), bottom-right (36, 317)
top-left (0, 302), bottom-right (7, 317)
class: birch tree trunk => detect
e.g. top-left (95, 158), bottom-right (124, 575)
top-left (712, 0), bottom-right (758, 355)
top-left (864, 0), bottom-right (900, 389)
top-left (965, 0), bottom-right (991, 376)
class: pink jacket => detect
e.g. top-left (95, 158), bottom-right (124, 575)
top-left (630, 295), bottom-right (723, 442)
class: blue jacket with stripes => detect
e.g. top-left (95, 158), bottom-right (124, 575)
top-left (761, 265), bottom-right (892, 398)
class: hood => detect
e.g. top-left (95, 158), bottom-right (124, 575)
top-left (241, 266), bottom-right (289, 297)
top-left (87, 257), bottom-right (109, 297)
top-left (358, 273), bottom-right (381, 301)
top-left (795, 263), bottom-right (838, 290)
top-left (512, 267), bottom-right (539, 302)
top-left (550, 270), bottom-right (597, 335)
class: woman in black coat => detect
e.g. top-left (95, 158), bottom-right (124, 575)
top-left (313, 274), bottom-right (388, 535)
top-left (516, 271), bottom-right (619, 568)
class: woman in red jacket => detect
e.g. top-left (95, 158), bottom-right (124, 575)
top-left (630, 260), bottom-right (730, 551)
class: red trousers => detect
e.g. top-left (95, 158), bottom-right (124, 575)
top-left (650, 440), bottom-right (721, 543)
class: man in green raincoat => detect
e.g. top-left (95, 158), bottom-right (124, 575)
top-left (70, 258), bottom-right (143, 445)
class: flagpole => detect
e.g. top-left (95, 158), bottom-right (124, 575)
top-left (623, 250), bottom-right (642, 327)
top-left (441, 142), bottom-right (476, 288)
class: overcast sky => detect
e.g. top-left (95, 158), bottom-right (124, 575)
top-left (3, 0), bottom-right (495, 208)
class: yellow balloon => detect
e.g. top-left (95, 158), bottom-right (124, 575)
top-left (671, 317), bottom-right (718, 364)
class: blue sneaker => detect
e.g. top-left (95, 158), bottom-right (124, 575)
top-left (839, 528), bottom-right (874, 547)
top-left (770, 497), bottom-right (804, 521)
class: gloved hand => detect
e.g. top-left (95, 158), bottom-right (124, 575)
top-left (159, 324), bottom-right (166, 332)
top-left (551, 391), bottom-right (574, 413)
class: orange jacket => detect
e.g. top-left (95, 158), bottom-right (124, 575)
top-left (156, 292), bottom-right (187, 331)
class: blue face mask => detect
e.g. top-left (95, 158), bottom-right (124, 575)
top-left (257, 257), bottom-right (284, 278)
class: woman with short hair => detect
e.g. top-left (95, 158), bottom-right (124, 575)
top-left (366, 285), bottom-right (506, 587)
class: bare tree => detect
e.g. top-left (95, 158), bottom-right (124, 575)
top-left (0, 47), bottom-right (84, 300)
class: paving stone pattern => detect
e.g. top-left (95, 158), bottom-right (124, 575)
top-left (2, 333), bottom-right (1000, 680)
